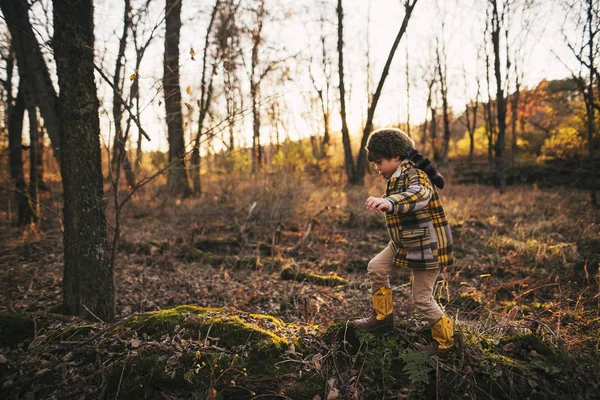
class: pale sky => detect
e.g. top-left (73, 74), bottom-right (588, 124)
top-left (11, 0), bottom-right (581, 153)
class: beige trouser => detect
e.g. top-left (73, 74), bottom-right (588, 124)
top-left (367, 245), bottom-right (444, 324)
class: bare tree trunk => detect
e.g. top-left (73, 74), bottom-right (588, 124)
top-left (405, 41), bottom-right (411, 137)
top-left (309, 13), bottom-right (332, 159)
top-left (484, 32), bottom-right (495, 164)
top-left (5, 52), bottom-right (34, 225)
top-left (37, 125), bottom-right (47, 191)
top-left (27, 104), bottom-right (39, 222)
top-left (225, 67), bottom-right (238, 154)
top-left (250, 0), bottom-right (265, 172)
top-left (585, 0), bottom-right (597, 206)
top-left (430, 106), bottom-right (440, 162)
top-left (251, 78), bottom-right (261, 171)
top-left (421, 76), bottom-right (435, 155)
top-left (1, 0), bottom-right (61, 161)
top-left (192, 0), bottom-right (220, 194)
top-left (436, 41), bottom-right (451, 165)
top-left (354, 0), bottom-right (418, 184)
top-left (164, 0), bottom-right (191, 196)
top-left (511, 65), bottom-right (521, 156)
top-left (463, 68), bottom-right (480, 164)
top-left (130, 2), bottom-right (158, 176)
top-left (491, 0), bottom-right (506, 192)
top-left (8, 87), bottom-right (34, 225)
top-left (54, 0), bottom-right (115, 321)
top-left (112, 0), bottom-right (136, 188)
top-left (336, 0), bottom-right (355, 182)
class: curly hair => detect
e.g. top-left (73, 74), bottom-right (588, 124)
top-left (366, 128), bottom-right (446, 188)
top-left (366, 128), bottom-right (415, 162)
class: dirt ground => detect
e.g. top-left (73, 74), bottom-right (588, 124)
top-left (1, 170), bottom-right (599, 398)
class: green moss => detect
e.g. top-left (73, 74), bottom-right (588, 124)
top-left (194, 237), bottom-right (240, 252)
top-left (280, 266), bottom-right (347, 286)
top-left (126, 306), bottom-right (291, 375)
top-left (0, 312), bottom-right (35, 347)
top-left (500, 333), bottom-right (554, 357)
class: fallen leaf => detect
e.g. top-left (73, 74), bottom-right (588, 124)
top-left (207, 388), bottom-right (217, 400)
top-left (0, 354), bottom-right (7, 364)
top-left (312, 354), bottom-right (322, 370)
top-left (35, 368), bottom-right (51, 377)
top-left (327, 388), bottom-right (339, 400)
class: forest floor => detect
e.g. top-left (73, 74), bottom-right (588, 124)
top-left (1, 167), bottom-right (599, 399)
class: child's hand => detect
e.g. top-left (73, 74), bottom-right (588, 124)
top-left (365, 196), bottom-right (390, 212)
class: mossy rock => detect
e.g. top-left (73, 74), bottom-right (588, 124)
top-left (280, 265), bottom-right (347, 286)
top-left (0, 312), bottom-right (35, 347)
top-left (102, 306), bottom-right (323, 399)
top-left (126, 306), bottom-right (293, 374)
top-left (194, 237), bottom-right (240, 253)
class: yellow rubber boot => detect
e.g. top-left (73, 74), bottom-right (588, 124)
top-left (415, 315), bottom-right (454, 353)
top-left (431, 315), bottom-right (454, 350)
top-left (352, 287), bottom-right (394, 330)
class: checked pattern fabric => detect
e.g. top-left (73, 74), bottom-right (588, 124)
top-left (383, 161), bottom-right (453, 270)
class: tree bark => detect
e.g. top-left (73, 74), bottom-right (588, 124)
top-left (54, 0), bottom-right (115, 321)
top-left (309, 18), bottom-right (332, 160)
top-left (192, 0), bottom-right (220, 194)
top-left (336, 0), bottom-right (355, 182)
top-left (8, 87), bottom-right (34, 225)
top-left (585, 0), bottom-right (597, 206)
top-left (405, 42), bottom-right (411, 137)
top-left (250, 0), bottom-right (265, 172)
top-left (511, 67), bottom-right (521, 156)
top-left (464, 72), bottom-right (480, 164)
top-left (491, 0), bottom-right (506, 192)
top-left (37, 126), bottom-right (47, 191)
top-left (27, 103), bottom-right (39, 221)
top-left (0, 0), bottom-right (61, 161)
top-left (484, 45), bottom-right (495, 164)
top-left (430, 106), bottom-right (440, 162)
top-left (112, 0), bottom-right (136, 188)
top-left (354, 0), bottom-right (418, 184)
top-left (129, 2), bottom-right (158, 176)
top-left (164, 0), bottom-right (192, 196)
top-left (421, 76), bottom-right (435, 155)
top-left (436, 43), bottom-right (451, 165)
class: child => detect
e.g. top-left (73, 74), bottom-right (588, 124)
top-left (351, 128), bottom-right (454, 353)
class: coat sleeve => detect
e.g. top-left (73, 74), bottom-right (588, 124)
top-left (385, 168), bottom-right (432, 214)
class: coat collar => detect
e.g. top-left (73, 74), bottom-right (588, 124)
top-left (388, 159), bottom-right (411, 180)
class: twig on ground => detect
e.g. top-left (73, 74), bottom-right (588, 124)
top-left (82, 304), bottom-right (105, 324)
top-left (287, 205), bottom-right (340, 252)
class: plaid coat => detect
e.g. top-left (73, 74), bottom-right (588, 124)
top-left (383, 161), bottom-right (453, 270)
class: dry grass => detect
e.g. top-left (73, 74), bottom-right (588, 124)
top-left (1, 165), bottom-right (599, 397)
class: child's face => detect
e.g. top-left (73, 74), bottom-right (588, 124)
top-left (373, 156), bottom-right (402, 179)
